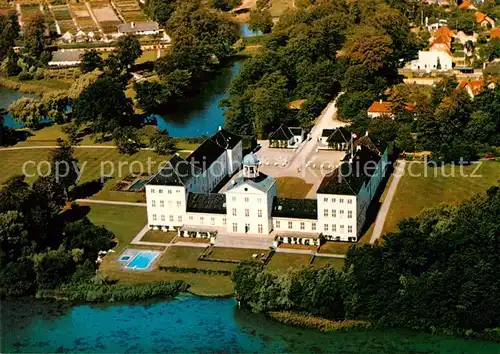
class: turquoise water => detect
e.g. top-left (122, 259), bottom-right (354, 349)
top-left (0, 87), bottom-right (38, 129)
top-left (2, 296), bottom-right (499, 353)
top-left (240, 23), bottom-right (263, 37)
top-left (126, 251), bottom-right (161, 270)
top-left (128, 179), bottom-right (147, 191)
top-left (151, 60), bottom-right (243, 138)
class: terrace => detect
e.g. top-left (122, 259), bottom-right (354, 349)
top-left (112, 0), bottom-right (147, 23)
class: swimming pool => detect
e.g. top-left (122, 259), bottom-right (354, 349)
top-left (126, 251), bottom-right (161, 270)
top-left (129, 179), bottom-right (147, 191)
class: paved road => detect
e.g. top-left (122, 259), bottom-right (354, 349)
top-left (289, 95), bottom-right (346, 170)
top-left (370, 160), bottom-right (407, 244)
top-left (76, 199), bottom-right (147, 207)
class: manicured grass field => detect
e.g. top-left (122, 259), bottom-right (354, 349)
top-left (266, 253), bottom-right (312, 271)
top-left (311, 256), bottom-right (345, 270)
top-left (383, 161), bottom-right (500, 234)
top-left (318, 242), bottom-right (352, 255)
top-left (207, 247), bottom-right (268, 262)
top-left (160, 246), bottom-right (236, 271)
top-left (141, 230), bottom-right (177, 243)
top-left (83, 203), bottom-right (148, 250)
top-left (276, 177), bottom-right (313, 198)
top-left (85, 204), bottom-right (234, 296)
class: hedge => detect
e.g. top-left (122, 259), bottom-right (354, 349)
top-left (159, 266), bottom-right (232, 276)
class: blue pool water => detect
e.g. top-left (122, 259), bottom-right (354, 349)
top-left (126, 251), bottom-right (160, 270)
top-left (119, 255), bottom-right (131, 261)
top-left (129, 179), bottom-right (147, 191)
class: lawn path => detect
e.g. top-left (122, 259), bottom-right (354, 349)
top-left (370, 160), bottom-right (406, 244)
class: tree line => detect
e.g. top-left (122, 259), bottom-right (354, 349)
top-left (233, 186), bottom-right (500, 338)
top-left (222, 0), bottom-right (422, 137)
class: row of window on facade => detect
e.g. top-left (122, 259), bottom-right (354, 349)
top-left (152, 214), bottom-right (228, 226)
top-left (275, 220), bottom-right (315, 231)
top-left (232, 196), bottom-right (263, 203)
top-left (323, 197), bottom-right (353, 204)
top-left (151, 200), bottom-right (182, 208)
top-left (232, 223), bottom-right (264, 233)
top-left (232, 208), bottom-right (264, 217)
top-left (150, 188), bottom-right (182, 194)
top-left (274, 220), bottom-right (353, 233)
top-left (323, 209), bottom-right (353, 218)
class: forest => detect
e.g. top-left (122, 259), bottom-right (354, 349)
top-left (233, 186), bottom-right (500, 338)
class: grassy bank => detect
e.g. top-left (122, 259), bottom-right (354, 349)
top-left (383, 161), bottom-right (500, 233)
top-left (0, 76), bottom-right (72, 95)
top-left (268, 311), bottom-right (373, 332)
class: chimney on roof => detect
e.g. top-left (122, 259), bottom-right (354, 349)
top-left (131, 22), bottom-right (135, 29)
top-left (379, 99), bottom-right (382, 103)
top-left (218, 126), bottom-right (222, 131)
top-left (365, 131), bottom-right (369, 136)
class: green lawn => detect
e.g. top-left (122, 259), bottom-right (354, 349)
top-left (141, 230), bottom-right (177, 243)
top-left (0, 147), bottom-right (171, 203)
top-left (383, 161), bottom-right (500, 234)
top-left (266, 253), bottom-right (312, 271)
top-left (160, 246), bottom-right (236, 271)
top-left (311, 256), bottom-right (345, 269)
top-left (318, 242), bottom-right (352, 255)
top-left (83, 203), bottom-right (148, 251)
top-left (0, 76), bottom-right (73, 95)
top-left (207, 247), bottom-right (268, 262)
top-left (276, 177), bottom-right (313, 198)
top-left (84, 204), bottom-right (234, 296)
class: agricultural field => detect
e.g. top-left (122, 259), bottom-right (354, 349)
top-left (69, 3), bottom-right (99, 32)
top-left (51, 5), bottom-right (77, 34)
top-left (44, 67), bottom-right (81, 81)
top-left (20, 3), bottom-right (42, 23)
top-left (112, 0), bottom-right (147, 23)
top-left (91, 3), bottom-right (122, 33)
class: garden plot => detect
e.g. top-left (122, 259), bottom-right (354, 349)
top-left (50, 5), bottom-right (76, 34)
top-left (113, 0), bottom-right (147, 23)
top-left (92, 5), bottom-right (121, 34)
top-left (20, 3), bottom-right (42, 23)
top-left (70, 3), bottom-right (99, 32)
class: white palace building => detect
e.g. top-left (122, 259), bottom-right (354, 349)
top-left (146, 128), bottom-right (388, 247)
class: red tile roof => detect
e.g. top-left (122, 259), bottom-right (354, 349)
top-left (368, 101), bottom-right (393, 114)
top-left (490, 28), bottom-right (500, 39)
top-left (475, 12), bottom-right (489, 24)
top-left (459, 1), bottom-right (474, 9)
top-left (457, 80), bottom-right (484, 95)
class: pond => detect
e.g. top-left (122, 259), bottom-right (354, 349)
top-left (1, 60), bottom-right (244, 138)
top-left (1, 296), bottom-right (498, 353)
top-left (150, 60), bottom-right (244, 138)
top-left (0, 87), bottom-right (38, 129)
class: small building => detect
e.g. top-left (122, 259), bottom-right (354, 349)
top-left (48, 50), bottom-right (84, 67)
top-left (476, 12), bottom-right (495, 28)
top-left (75, 30), bottom-right (87, 43)
top-left (410, 50), bottom-right (453, 72)
top-left (268, 124), bottom-right (304, 148)
top-left (367, 100), bottom-right (417, 119)
top-left (457, 80), bottom-right (495, 98)
top-left (320, 127), bottom-right (353, 150)
top-left (490, 28), bottom-right (500, 39)
top-left (117, 21), bottom-right (162, 36)
top-left (61, 31), bottom-right (74, 43)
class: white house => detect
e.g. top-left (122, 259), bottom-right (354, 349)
top-left (410, 50), bottom-right (453, 72)
top-left (268, 124), bottom-right (304, 148)
top-left (319, 127), bottom-right (352, 150)
top-left (48, 50), bottom-right (84, 67)
top-left (116, 21), bottom-right (162, 37)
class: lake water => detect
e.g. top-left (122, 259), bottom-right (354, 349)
top-left (151, 60), bottom-right (243, 138)
top-left (2, 295), bottom-right (499, 353)
top-left (0, 87), bottom-right (37, 129)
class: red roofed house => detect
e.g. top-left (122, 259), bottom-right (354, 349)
top-left (490, 28), bottom-right (500, 39)
top-left (457, 80), bottom-right (495, 98)
top-left (475, 12), bottom-right (496, 28)
top-left (367, 101), bottom-right (416, 119)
